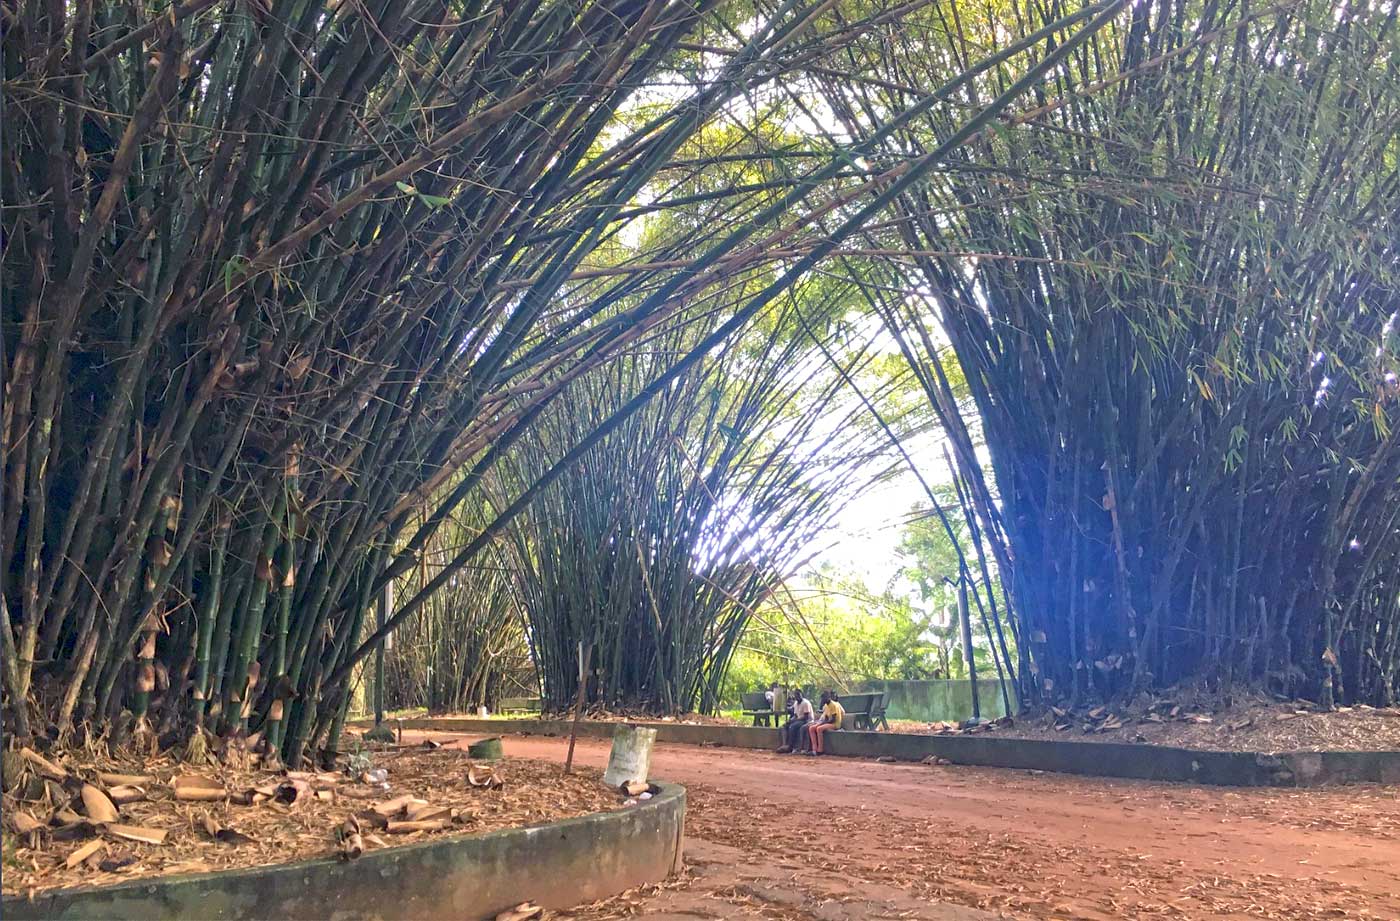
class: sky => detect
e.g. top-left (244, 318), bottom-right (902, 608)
top-left (801, 425), bottom-right (953, 593)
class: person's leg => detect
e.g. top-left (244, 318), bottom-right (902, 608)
top-left (791, 718), bottom-right (809, 751)
top-left (778, 719), bottom-right (796, 752)
top-left (807, 722), bottom-right (821, 753)
top-left (812, 722), bottom-right (838, 754)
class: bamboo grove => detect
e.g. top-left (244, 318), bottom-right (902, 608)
top-left (818, 0), bottom-right (1400, 705)
top-left (7, 0), bottom-right (1396, 768)
top-left (381, 550), bottom-right (531, 716)
top-left (497, 292), bottom-right (900, 714)
top-left (2, 0), bottom-right (1130, 758)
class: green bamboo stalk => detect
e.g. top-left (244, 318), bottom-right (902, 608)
top-left (226, 493), bottom-right (287, 731)
top-left (191, 516), bottom-right (231, 730)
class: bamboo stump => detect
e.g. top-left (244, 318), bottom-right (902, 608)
top-left (468, 737), bottom-right (503, 761)
top-left (363, 724), bottom-right (396, 743)
top-left (602, 725), bottom-right (656, 787)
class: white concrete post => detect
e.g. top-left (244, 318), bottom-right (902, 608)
top-left (603, 724), bottom-right (657, 787)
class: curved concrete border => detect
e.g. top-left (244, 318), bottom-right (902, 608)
top-left (377, 717), bottom-right (1400, 787)
top-left (1, 782), bottom-right (684, 921)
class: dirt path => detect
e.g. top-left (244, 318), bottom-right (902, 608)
top-left (412, 731), bottom-right (1400, 920)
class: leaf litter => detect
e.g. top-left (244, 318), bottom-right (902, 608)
top-left (965, 692), bottom-right (1400, 752)
top-left (3, 747), bottom-right (617, 897)
top-left (561, 770), bottom-right (1399, 920)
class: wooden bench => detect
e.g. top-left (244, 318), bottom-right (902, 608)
top-left (867, 691), bottom-right (890, 731)
top-left (499, 696), bottom-right (542, 715)
top-left (740, 691), bottom-right (780, 727)
top-left (837, 692), bottom-right (889, 731)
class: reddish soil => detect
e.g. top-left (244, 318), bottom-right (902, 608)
top-left (413, 730), bottom-right (1400, 920)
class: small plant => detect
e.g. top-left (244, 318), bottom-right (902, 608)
top-left (346, 745), bottom-right (373, 777)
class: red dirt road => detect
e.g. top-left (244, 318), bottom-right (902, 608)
top-left (418, 731), bottom-right (1399, 920)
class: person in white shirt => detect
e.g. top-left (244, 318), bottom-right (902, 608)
top-left (777, 688), bottom-right (814, 753)
top-left (764, 682), bottom-right (778, 706)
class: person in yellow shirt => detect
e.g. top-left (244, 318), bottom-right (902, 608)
top-left (806, 691), bottom-right (845, 755)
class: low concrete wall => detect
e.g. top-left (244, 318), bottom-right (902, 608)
top-left (401, 717), bottom-right (782, 751)
top-left (830, 734), bottom-right (1400, 786)
top-left (386, 718), bottom-right (1400, 788)
top-left (2, 783), bottom-right (685, 921)
top-left (848, 679), bottom-right (1016, 722)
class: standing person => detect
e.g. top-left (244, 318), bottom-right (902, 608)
top-left (777, 688), bottom-right (814, 753)
top-left (764, 682), bottom-right (779, 707)
top-left (807, 691), bottom-right (845, 756)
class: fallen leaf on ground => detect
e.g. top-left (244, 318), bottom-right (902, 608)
top-left (274, 778), bottom-right (312, 807)
top-left (386, 818), bottom-right (447, 834)
top-left (20, 747), bottom-right (67, 780)
top-left (98, 772), bottom-right (155, 787)
top-left (404, 803), bottom-right (452, 822)
top-left (356, 809), bottom-right (390, 829)
top-left (468, 765), bottom-right (503, 789)
top-left (9, 810), bottom-right (44, 835)
top-left (98, 855), bottom-right (137, 873)
top-left (371, 794), bottom-right (424, 818)
top-left (496, 902), bottom-right (543, 921)
top-left (81, 784), bottom-right (121, 823)
top-left (174, 775), bottom-right (226, 802)
top-left (201, 814), bottom-right (255, 845)
top-left (106, 824), bottom-right (168, 845)
top-left (65, 839), bottom-right (106, 869)
top-left (242, 781), bottom-right (279, 804)
top-left (106, 785), bottom-right (148, 806)
top-left (340, 830), bottom-right (364, 860)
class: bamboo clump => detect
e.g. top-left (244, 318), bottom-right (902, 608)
top-left (4, 0), bottom-right (1120, 755)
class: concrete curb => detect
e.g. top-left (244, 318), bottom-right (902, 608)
top-left (380, 718), bottom-right (1400, 787)
top-left (1, 782), bottom-right (685, 921)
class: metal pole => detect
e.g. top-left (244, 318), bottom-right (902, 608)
top-left (374, 582), bottom-right (391, 728)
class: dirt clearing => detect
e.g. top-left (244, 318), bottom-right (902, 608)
top-left (415, 731), bottom-right (1400, 920)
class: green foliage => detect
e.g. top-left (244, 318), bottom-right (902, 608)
top-left (720, 563), bottom-right (949, 705)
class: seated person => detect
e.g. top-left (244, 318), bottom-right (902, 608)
top-left (807, 690), bottom-right (845, 756)
top-left (777, 687), bottom-right (813, 753)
